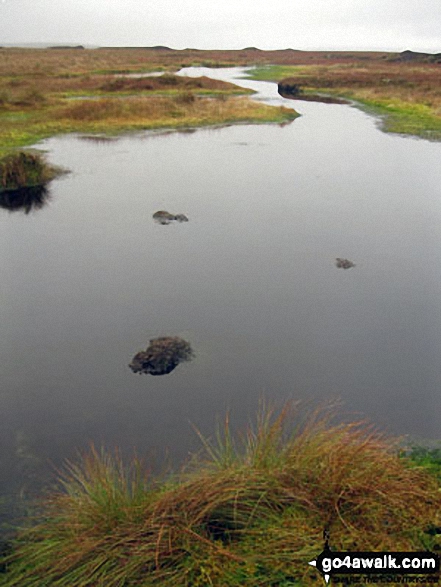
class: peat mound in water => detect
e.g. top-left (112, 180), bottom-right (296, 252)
top-left (336, 258), bottom-right (356, 269)
top-left (278, 80), bottom-right (349, 104)
top-left (129, 336), bottom-right (194, 375)
top-left (152, 210), bottom-right (189, 225)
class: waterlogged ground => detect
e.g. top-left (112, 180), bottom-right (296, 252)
top-left (1, 68), bottom-right (441, 532)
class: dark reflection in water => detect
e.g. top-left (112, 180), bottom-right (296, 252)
top-left (79, 135), bottom-right (118, 144)
top-left (0, 185), bottom-right (50, 214)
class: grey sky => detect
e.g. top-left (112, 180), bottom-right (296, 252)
top-left (1, 0), bottom-right (440, 52)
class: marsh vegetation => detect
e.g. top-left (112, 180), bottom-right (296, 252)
top-left (1, 405), bottom-right (440, 586)
top-left (0, 151), bottom-right (58, 192)
top-left (2, 47), bottom-right (441, 152)
top-left (0, 49), bottom-right (300, 152)
top-left (249, 57), bottom-right (441, 140)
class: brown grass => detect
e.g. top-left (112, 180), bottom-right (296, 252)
top-left (2, 404), bottom-right (440, 586)
top-left (0, 48), bottom-right (394, 77)
top-left (52, 94), bottom-right (294, 126)
top-left (277, 62), bottom-right (441, 108)
top-left (1, 47), bottom-right (440, 146)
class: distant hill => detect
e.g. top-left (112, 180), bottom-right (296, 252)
top-left (98, 46), bottom-right (173, 51)
top-left (399, 50), bottom-right (441, 63)
top-left (0, 42), bottom-right (94, 48)
top-left (49, 45), bottom-right (85, 50)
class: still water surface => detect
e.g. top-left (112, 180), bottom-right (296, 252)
top-left (1, 67), bottom-right (441, 528)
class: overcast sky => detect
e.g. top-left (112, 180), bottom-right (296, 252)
top-left (1, 0), bottom-right (440, 52)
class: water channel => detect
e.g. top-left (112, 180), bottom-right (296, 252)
top-left (1, 67), bottom-right (441, 532)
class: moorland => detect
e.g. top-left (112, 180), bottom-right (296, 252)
top-left (1, 47), bottom-right (441, 586)
top-left (2, 47), bottom-right (441, 143)
top-left (1, 46), bottom-right (441, 188)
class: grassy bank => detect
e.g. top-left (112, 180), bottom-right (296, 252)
top-left (248, 63), bottom-right (441, 140)
top-left (0, 94), bottom-right (297, 153)
top-left (2, 405), bottom-right (440, 586)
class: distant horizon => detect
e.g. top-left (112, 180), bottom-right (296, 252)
top-left (1, 42), bottom-right (440, 54)
top-left (2, 0), bottom-right (439, 56)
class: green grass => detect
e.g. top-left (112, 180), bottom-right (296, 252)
top-left (0, 69), bottom-right (295, 154)
top-left (407, 446), bottom-right (441, 482)
top-left (247, 64), bottom-right (441, 141)
top-left (0, 94), bottom-right (297, 154)
top-left (2, 404), bottom-right (440, 586)
top-left (247, 65), bottom-right (310, 82)
top-left (351, 97), bottom-right (441, 140)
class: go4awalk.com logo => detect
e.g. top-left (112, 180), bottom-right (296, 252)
top-left (308, 534), bottom-right (440, 584)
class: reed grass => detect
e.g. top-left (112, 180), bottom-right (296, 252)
top-left (2, 404), bottom-right (440, 586)
top-left (0, 151), bottom-right (58, 191)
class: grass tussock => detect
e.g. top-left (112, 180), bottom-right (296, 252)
top-left (0, 151), bottom-right (58, 191)
top-left (2, 404), bottom-right (440, 586)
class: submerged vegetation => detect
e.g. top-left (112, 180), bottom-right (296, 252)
top-left (1, 405), bottom-right (440, 586)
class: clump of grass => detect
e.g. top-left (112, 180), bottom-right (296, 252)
top-left (0, 151), bottom-right (58, 191)
top-left (2, 404), bottom-right (440, 586)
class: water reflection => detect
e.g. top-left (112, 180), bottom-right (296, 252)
top-left (0, 185), bottom-right (50, 214)
top-left (79, 135), bottom-right (118, 144)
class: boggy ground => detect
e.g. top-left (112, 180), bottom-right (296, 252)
top-left (0, 48), bottom-right (299, 154)
top-left (2, 47), bottom-right (441, 155)
top-left (248, 58), bottom-right (441, 140)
